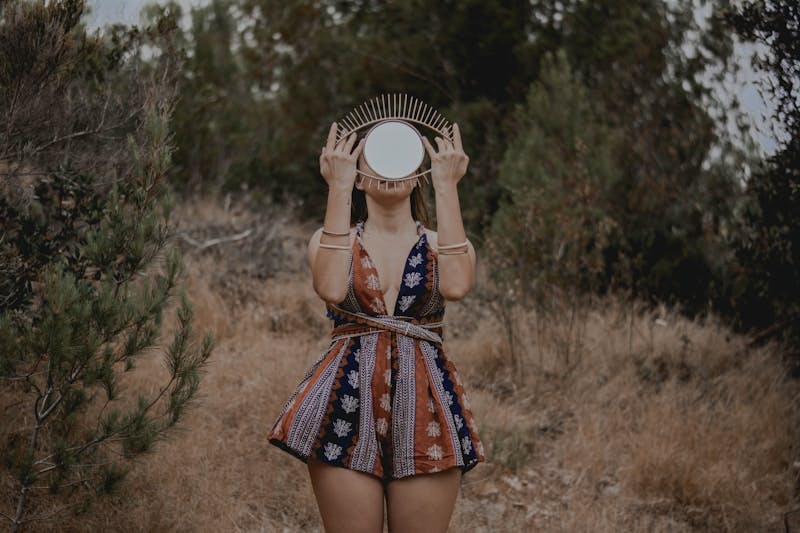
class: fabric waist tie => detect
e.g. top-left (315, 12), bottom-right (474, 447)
top-left (326, 303), bottom-right (443, 345)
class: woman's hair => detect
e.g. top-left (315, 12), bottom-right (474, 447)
top-left (350, 129), bottom-right (432, 228)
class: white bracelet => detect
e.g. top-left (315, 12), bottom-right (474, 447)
top-left (437, 239), bottom-right (469, 250)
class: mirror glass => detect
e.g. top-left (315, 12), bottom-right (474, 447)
top-left (363, 120), bottom-right (425, 180)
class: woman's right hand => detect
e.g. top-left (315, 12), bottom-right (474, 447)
top-left (319, 121), bottom-right (365, 190)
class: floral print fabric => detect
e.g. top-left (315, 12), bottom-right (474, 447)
top-left (266, 220), bottom-right (486, 481)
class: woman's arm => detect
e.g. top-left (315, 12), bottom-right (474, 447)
top-left (309, 122), bottom-right (365, 303)
top-left (431, 186), bottom-right (476, 300)
top-left (422, 123), bottom-right (476, 301)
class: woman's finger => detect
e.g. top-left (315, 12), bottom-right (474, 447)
top-left (422, 136), bottom-right (436, 158)
top-left (326, 122), bottom-right (339, 152)
top-left (343, 132), bottom-right (357, 153)
top-left (352, 137), bottom-right (366, 159)
top-left (435, 136), bottom-right (446, 153)
top-left (442, 131), bottom-right (455, 151)
top-left (453, 123), bottom-right (463, 152)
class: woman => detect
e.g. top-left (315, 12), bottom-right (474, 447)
top-left (267, 118), bottom-right (486, 533)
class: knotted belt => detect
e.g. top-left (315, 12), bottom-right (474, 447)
top-left (326, 303), bottom-right (444, 345)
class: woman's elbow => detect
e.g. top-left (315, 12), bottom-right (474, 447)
top-left (312, 280), bottom-right (347, 304)
top-left (440, 283), bottom-right (472, 301)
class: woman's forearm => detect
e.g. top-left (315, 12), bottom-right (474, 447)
top-left (311, 185), bottom-right (353, 303)
top-left (434, 183), bottom-right (474, 300)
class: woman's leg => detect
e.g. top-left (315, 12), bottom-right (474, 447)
top-left (384, 467), bottom-right (462, 533)
top-left (307, 457), bottom-right (385, 533)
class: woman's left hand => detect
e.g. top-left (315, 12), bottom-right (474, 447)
top-left (422, 123), bottom-right (469, 190)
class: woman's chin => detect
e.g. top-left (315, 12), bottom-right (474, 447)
top-left (360, 179), bottom-right (416, 199)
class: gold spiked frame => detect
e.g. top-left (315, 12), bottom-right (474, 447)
top-left (334, 93), bottom-right (454, 191)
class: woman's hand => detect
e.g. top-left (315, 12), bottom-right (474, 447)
top-left (319, 122), bottom-right (365, 190)
top-left (422, 123), bottom-right (469, 190)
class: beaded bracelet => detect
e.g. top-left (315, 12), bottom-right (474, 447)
top-left (322, 228), bottom-right (350, 237)
top-left (318, 243), bottom-right (351, 250)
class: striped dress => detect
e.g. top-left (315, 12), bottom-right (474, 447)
top-left (266, 219), bottom-right (486, 481)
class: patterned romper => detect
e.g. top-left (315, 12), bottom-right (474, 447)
top-left (266, 219), bottom-right (486, 482)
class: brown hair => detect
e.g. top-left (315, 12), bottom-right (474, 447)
top-left (350, 129), bottom-right (432, 228)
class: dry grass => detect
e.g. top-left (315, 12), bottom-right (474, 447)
top-left (2, 192), bottom-right (798, 532)
top-left (437, 291), bottom-right (799, 532)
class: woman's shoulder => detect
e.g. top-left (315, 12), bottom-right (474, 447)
top-left (421, 226), bottom-right (438, 247)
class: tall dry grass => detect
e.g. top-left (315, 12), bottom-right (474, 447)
top-left (2, 193), bottom-right (797, 532)
top-left (454, 286), bottom-right (799, 526)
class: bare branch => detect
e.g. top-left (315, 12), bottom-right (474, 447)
top-left (178, 228), bottom-right (253, 252)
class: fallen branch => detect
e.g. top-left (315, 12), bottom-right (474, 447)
top-left (178, 228), bottom-right (254, 252)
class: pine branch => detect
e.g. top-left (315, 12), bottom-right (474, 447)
top-left (0, 4), bottom-right (210, 529)
top-left (12, 501), bottom-right (84, 530)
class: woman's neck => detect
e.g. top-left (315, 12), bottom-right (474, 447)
top-left (363, 195), bottom-right (416, 236)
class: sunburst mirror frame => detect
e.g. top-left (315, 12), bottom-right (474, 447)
top-left (334, 93), bottom-right (455, 191)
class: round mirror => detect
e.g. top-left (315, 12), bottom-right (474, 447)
top-left (363, 120), bottom-right (425, 180)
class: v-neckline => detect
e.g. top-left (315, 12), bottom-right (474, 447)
top-left (356, 220), bottom-right (425, 316)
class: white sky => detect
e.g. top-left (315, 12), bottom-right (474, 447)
top-left (85, 0), bottom-right (781, 156)
top-left (84, 0), bottom-right (204, 27)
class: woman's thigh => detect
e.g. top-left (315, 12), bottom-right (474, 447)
top-left (306, 457), bottom-right (385, 533)
top-left (385, 467), bottom-right (462, 533)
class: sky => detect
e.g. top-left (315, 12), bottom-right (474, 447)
top-left (85, 0), bottom-right (204, 27)
top-left (84, 0), bottom-right (781, 156)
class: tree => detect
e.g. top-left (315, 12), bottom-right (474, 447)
top-left (485, 50), bottom-right (621, 379)
top-left (0, 2), bottom-right (214, 530)
top-left (726, 1), bottom-right (800, 363)
top-left (545, 0), bottom-right (746, 314)
top-left (161, 0), bottom-right (751, 318)
top-left (157, 0), bottom-right (279, 194)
